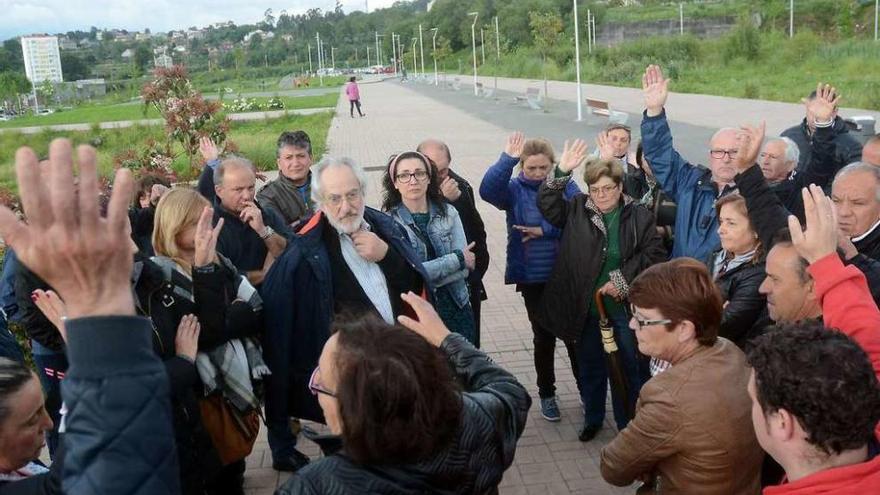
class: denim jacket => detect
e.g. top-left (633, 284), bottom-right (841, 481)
top-left (389, 201), bottom-right (470, 308)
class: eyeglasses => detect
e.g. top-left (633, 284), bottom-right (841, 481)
top-left (309, 366), bottom-right (337, 398)
top-left (630, 304), bottom-right (673, 330)
top-left (323, 189), bottom-right (363, 208)
top-left (710, 149), bottom-right (739, 159)
top-left (589, 183), bottom-right (619, 196)
top-left (395, 170), bottom-right (429, 183)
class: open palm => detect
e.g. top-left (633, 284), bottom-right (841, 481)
top-left (642, 65), bottom-right (670, 116)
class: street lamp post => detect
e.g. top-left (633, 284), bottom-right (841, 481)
top-left (790, 0), bottom-right (794, 39)
top-left (875, 0), bottom-right (878, 41)
top-left (469, 11), bottom-right (479, 96)
top-left (574, 0), bottom-right (583, 122)
top-left (587, 10), bottom-right (593, 54)
top-left (316, 33), bottom-right (324, 86)
top-left (331, 47), bottom-right (337, 69)
top-left (411, 38), bottom-right (418, 77)
top-left (431, 28), bottom-right (439, 86)
top-left (391, 32), bottom-right (398, 76)
top-left (419, 24), bottom-right (425, 77)
top-left (308, 43), bottom-right (313, 73)
top-left (494, 15), bottom-right (500, 92)
top-left (680, 3), bottom-right (684, 35)
top-left (366, 46), bottom-right (371, 68)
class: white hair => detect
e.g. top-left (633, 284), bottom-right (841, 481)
top-left (764, 137), bottom-right (800, 166)
top-left (310, 156), bottom-right (369, 206)
top-left (835, 162), bottom-right (880, 202)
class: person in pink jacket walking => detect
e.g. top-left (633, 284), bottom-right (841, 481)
top-left (345, 77), bottom-right (365, 118)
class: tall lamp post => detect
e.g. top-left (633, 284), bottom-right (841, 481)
top-left (480, 28), bottom-right (486, 65)
top-left (431, 28), bottom-right (439, 86)
top-left (411, 37), bottom-right (418, 77)
top-left (391, 31), bottom-right (398, 76)
top-left (573, 0), bottom-right (583, 121)
top-left (331, 47), bottom-right (337, 69)
top-left (789, 0), bottom-right (794, 39)
top-left (316, 32), bottom-right (324, 86)
top-left (469, 11), bottom-right (479, 96)
top-left (307, 43), bottom-right (313, 73)
top-left (494, 15), bottom-right (500, 91)
top-left (419, 24), bottom-right (425, 77)
top-left (366, 46), bottom-right (371, 68)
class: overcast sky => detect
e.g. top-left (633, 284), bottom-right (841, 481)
top-left (1, 0), bottom-right (399, 42)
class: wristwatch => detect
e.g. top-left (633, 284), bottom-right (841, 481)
top-left (260, 226), bottom-right (275, 240)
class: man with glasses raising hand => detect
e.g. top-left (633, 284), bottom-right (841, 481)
top-left (641, 64), bottom-right (740, 260)
top-left (260, 156), bottom-right (430, 474)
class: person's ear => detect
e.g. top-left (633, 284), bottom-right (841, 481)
top-left (676, 320), bottom-right (696, 344)
top-left (768, 407), bottom-right (797, 443)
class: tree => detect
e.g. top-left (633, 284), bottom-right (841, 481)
top-left (263, 8), bottom-right (276, 29)
top-left (529, 10), bottom-right (562, 98)
top-left (61, 52), bottom-right (90, 81)
top-left (132, 45), bottom-right (152, 76)
top-left (0, 71), bottom-right (30, 102)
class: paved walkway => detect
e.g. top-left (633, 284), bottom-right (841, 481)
top-left (243, 79), bottom-right (633, 495)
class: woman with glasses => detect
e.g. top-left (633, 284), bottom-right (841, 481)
top-left (277, 293), bottom-right (530, 494)
top-left (538, 141), bottom-right (666, 442)
top-left (478, 132), bottom-right (581, 423)
top-left (382, 151), bottom-right (476, 343)
top-left (600, 258), bottom-right (763, 494)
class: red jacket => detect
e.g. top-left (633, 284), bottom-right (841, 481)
top-left (762, 254), bottom-right (880, 494)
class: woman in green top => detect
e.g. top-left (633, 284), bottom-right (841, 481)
top-left (537, 141), bottom-right (667, 442)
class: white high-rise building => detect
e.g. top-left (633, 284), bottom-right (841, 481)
top-left (21, 35), bottom-right (63, 83)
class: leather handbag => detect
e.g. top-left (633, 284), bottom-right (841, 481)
top-left (198, 394), bottom-right (261, 465)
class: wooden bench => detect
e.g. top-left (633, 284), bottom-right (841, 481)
top-left (515, 87), bottom-right (543, 110)
top-left (586, 98), bottom-right (628, 125)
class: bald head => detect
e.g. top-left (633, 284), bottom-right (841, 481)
top-left (417, 138), bottom-right (452, 180)
top-left (214, 156), bottom-right (256, 213)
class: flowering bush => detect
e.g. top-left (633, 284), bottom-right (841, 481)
top-left (222, 96), bottom-right (285, 112)
top-left (112, 139), bottom-right (178, 182)
top-left (142, 66), bottom-right (232, 175)
top-left (266, 96), bottom-right (285, 110)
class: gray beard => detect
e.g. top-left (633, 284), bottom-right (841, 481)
top-left (325, 209), bottom-right (365, 234)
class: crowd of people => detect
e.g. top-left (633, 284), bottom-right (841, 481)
top-left (0, 63), bottom-right (878, 495)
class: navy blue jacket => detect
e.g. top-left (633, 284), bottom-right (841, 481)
top-left (61, 316), bottom-right (180, 495)
top-left (260, 208), bottom-right (430, 425)
top-left (641, 110), bottom-right (736, 260)
top-left (479, 152), bottom-right (579, 285)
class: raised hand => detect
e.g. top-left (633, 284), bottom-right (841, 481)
top-left (504, 131), bottom-right (526, 158)
top-left (787, 185), bottom-right (839, 264)
top-left (558, 139), bottom-right (588, 173)
top-left (149, 183), bottom-right (169, 206)
top-left (193, 206), bottom-right (224, 267)
top-left (642, 65), bottom-right (670, 117)
top-left (803, 82), bottom-right (841, 124)
top-left (0, 139), bottom-right (135, 319)
top-left (175, 314), bottom-right (200, 361)
top-left (199, 136), bottom-right (220, 163)
top-left (596, 131), bottom-right (615, 160)
top-left (397, 291), bottom-right (451, 347)
top-left (350, 229), bottom-right (389, 262)
top-left (440, 176), bottom-right (462, 201)
top-left (734, 121), bottom-right (766, 172)
top-left (32, 289), bottom-right (68, 342)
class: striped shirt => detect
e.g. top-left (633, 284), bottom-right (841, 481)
top-left (339, 223), bottom-right (395, 324)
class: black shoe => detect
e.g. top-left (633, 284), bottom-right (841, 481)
top-left (272, 449), bottom-right (311, 472)
top-left (578, 424), bottom-right (602, 442)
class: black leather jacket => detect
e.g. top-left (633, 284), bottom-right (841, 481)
top-left (275, 334), bottom-right (531, 495)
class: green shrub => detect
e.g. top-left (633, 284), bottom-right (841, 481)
top-left (724, 18), bottom-right (762, 61)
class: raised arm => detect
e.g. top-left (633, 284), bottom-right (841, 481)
top-left (0, 140), bottom-right (180, 494)
top-left (479, 132), bottom-right (525, 211)
top-left (538, 139), bottom-right (588, 229)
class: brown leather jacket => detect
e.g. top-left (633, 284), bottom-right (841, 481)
top-left (600, 338), bottom-right (763, 494)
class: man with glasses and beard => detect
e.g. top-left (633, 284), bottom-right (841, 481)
top-left (260, 156), bottom-right (430, 474)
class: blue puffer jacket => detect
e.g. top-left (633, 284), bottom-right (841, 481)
top-left (641, 110), bottom-right (735, 260)
top-left (479, 152), bottom-right (579, 285)
top-left (61, 316), bottom-right (180, 495)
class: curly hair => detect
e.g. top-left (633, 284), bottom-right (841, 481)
top-left (747, 321), bottom-right (880, 456)
top-left (381, 151), bottom-right (447, 214)
top-left (331, 314), bottom-right (462, 465)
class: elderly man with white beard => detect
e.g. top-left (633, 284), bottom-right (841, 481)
top-left (259, 156), bottom-right (431, 473)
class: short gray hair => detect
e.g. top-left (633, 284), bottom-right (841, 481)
top-left (834, 162), bottom-right (880, 201)
top-left (214, 155), bottom-right (256, 186)
top-left (310, 156), bottom-right (368, 206)
top-left (765, 137), bottom-right (800, 165)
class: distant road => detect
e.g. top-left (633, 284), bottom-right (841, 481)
top-left (0, 107), bottom-right (335, 135)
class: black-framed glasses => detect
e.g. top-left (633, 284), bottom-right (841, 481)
top-left (309, 367), bottom-right (337, 398)
top-left (630, 304), bottom-right (673, 330)
top-left (710, 149), bottom-right (739, 159)
top-left (395, 170), bottom-right (429, 183)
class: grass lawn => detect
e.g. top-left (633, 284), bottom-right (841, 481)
top-left (0, 93), bottom-right (339, 129)
top-left (0, 111), bottom-right (335, 191)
